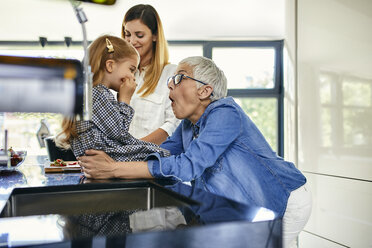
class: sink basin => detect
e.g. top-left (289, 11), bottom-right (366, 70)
top-left (0, 181), bottom-right (199, 218)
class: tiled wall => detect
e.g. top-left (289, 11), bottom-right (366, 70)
top-left (295, 0), bottom-right (372, 247)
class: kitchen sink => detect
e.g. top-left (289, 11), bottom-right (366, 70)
top-left (0, 181), bottom-right (199, 217)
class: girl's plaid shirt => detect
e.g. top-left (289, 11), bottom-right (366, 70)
top-left (71, 84), bottom-right (170, 161)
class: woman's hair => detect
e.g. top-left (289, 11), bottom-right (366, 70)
top-left (56, 35), bottom-right (138, 149)
top-left (179, 56), bottom-right (228, 102)
top-left (122, 4), bottom-right (170, 97)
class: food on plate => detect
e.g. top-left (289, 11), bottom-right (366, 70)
top-left (51, 159), bottom-right (67, 167)
top-left (50, 159), bottom-right (79, 167)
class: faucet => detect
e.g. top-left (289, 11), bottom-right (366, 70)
top-left (70, 0), bottom-right (92, 121)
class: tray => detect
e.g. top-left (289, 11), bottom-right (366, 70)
top-left (44, 161), bottom-right (81, 173)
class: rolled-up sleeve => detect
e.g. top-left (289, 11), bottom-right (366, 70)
top-left (146, 154), bottom-right (160, 177)
top-left (146, 153), bottom-right (182, 181)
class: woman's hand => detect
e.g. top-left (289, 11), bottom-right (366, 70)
top-left (78, 150), bottom-right (116, 179)
top-left (118, 78), bottom-right (137, 104)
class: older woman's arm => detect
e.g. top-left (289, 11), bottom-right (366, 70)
top-left (79, 150), bottom-right (153, 179)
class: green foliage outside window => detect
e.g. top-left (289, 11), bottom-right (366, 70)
top-left (235, 97), bottom-right (278, 152)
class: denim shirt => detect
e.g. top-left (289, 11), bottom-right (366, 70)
top-left (147, 97), bottom-right (306, 217)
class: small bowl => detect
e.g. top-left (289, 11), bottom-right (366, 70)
top-left (10, 150), bottom-right (27, 168)
top-left (0, 150), bottom-right (27, 169)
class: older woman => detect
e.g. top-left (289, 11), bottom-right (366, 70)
top-left (79, 56), bottom-right (312, 248)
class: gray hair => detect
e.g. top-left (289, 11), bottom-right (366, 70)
top-left (179, 56), bottom-right (227, 101)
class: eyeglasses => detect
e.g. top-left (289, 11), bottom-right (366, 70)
top-left (167, 74), bottom-right (213, 96)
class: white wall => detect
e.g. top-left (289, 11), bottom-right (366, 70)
top-left (296, 0), bottom-right (372, 247)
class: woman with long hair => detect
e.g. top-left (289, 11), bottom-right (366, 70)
top-left (122, 4), bottom-right (180, 145)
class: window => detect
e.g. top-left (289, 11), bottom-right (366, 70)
top-left (168, 44), bottom-right (203, 65)
top-left (320, 71), bottom-right (372, 155)
top-left (212, 47), bottom-right (275, 89)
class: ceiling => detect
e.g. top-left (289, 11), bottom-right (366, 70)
top-left (0, 0), bottom-right (285, 41)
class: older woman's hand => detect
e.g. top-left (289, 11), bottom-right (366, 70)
top-left (78, 150), bottom-right (116, 179)
top-left (78, 149), bottom-right (153, 179)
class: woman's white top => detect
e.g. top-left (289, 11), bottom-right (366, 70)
top-left (129, 64), bottom-right (180, 139)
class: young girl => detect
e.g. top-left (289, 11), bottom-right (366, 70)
top-left (57, 35), bottom-right (169, 161)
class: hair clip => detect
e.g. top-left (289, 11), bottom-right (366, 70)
top-left (106, 38), bottom-right (114, 53)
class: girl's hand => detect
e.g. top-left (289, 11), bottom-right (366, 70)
top-left (78, 150), bottom-right (116, 179)
top-left (118, 78), bottom-right (137, 104)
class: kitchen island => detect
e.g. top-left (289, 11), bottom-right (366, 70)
top-left (0, 156), bottom-right (282, 247)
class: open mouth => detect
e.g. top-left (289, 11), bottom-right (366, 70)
top-left (169, 97), bottom-right (175, 108)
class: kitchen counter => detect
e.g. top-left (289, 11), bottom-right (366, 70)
top-left (0, 156), bottom-right (282, 247)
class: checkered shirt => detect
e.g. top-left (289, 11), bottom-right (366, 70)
top-left (64, 210), bottom-right (137, 238)
top-left (71, 84), bottom-right (170, 161)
